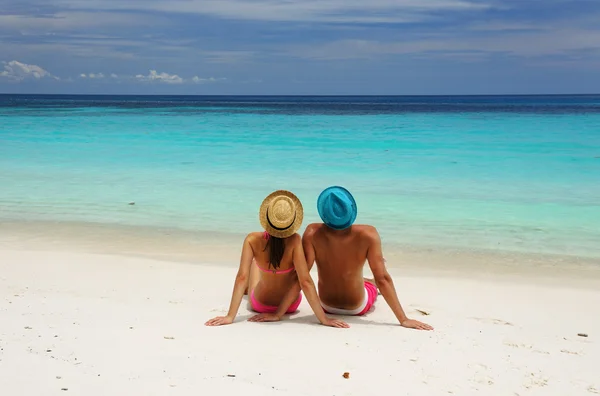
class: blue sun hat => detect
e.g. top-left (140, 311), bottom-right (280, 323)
top-left (317, 186), bottom-right (357, 230)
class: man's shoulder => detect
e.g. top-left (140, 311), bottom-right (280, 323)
top-left (352, 224), bottom-right (380, 241)
top-left (303, 223), bottom-right (324, 237)
top-left (353, 224), bottom-right (379, 235)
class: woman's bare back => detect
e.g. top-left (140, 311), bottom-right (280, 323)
top-left (247, 232), bottom-right (299, 306)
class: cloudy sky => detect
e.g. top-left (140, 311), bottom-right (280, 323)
top-left (1, 0), bottom-right (600, 95)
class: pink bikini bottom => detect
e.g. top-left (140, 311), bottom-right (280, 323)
top-left (250, 290), bottom-right (302, 314)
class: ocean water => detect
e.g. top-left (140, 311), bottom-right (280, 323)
top-left (1, 95), bottom-right (599, 257)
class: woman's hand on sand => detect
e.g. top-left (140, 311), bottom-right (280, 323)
top-left (205, 316), bottom-right (234, 326)
top-left (248, 313), bottom-right (281, 323)
top-left (401, 319), bottom-right (433, 331)
top-left (322, 317), bottom-right (350, 328)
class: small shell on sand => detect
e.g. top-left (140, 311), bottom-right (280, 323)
top-left (343, 372), bottom-right (350, 379)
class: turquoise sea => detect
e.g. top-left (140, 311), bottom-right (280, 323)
top-left (1, 95), bottom-right (599, 257)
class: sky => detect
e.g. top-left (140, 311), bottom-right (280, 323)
top-left (1, 0), bottom-right (600, 95)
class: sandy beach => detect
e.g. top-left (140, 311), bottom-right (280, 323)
top-left (1, 228), bottom-right (599, 396)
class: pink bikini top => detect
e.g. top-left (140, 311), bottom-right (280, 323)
top-left (255, 262), bottom-right (295, 275)
top-left (258, 231), bottom-right (296, 275)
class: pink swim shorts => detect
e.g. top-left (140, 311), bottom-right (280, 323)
top-left (321, 281), bottom-right (378, 316)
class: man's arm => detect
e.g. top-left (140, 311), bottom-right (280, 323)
top-left (366, 227), bottom-right (433, 331)
top-left (302, 226), bottom-right (317, 271)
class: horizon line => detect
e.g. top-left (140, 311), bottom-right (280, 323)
top-left (1, 93), bottom-right (600, 98)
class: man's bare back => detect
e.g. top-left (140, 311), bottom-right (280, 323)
top-left (303, 223), bottom-right (378, 309)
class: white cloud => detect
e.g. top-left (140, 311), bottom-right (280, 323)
top-left (75, 71), bottom-right (223, 84)
top-left (468, 22), bottom-right (546, 32)
top-left (201, 50), bottom-right (255, 64)
top-left (3, 1), bottom-right (599, 69)
top-left (288, 28), bottom-right (600, 60)
top-left (79, 72), bottom-right (104, 79)
top-left (135, 70), bottom-right (183, 84)
top-left (192, 76), bottom-right (226, 84)
top-left (0, 60), bottom-right (59, 81)
top-left (36, 0), bottom-right (489, 23)
top-left (0, 11), bottom-right (165, 31)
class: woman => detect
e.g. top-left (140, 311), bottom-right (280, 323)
top-left (205, 190), bottom-right (348, 328)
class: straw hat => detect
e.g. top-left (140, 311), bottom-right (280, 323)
top-left (259, 190), bottom-right (304, 238)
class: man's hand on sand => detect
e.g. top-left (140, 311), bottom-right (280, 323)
top-left (401, 319), bottom-right (434, 331)
top-left (248, 313), bottom-right (281, 323)
top-left (205, 316), bottom-right (234, 326)
top-left (322, 317), bottom-right (350, 328)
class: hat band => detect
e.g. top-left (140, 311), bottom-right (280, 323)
top-left (267, 208), bottom-right (296, 231)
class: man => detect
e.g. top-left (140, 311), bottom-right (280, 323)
top-left (304, 185), bottom-right (433, 329)
top-left (250, 186), bottom-right (433, 330)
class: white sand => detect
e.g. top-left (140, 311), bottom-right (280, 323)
top-left (1, 248), bottom-right (599, 396)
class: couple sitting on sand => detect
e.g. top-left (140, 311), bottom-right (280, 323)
top-left (205, 186), bottom-right (433, 330)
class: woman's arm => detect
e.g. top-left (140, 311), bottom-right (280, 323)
top-left (205, 235), bottom-right (254, 326)
top-left (248, 276), bottom-right (301, 323)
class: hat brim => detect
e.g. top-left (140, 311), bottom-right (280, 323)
top-left (317, 186), bottom-right (357, 230)
top-left (259, 190), bottom-right (304, 238)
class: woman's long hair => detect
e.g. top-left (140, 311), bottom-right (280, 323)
top-left (263, 235), bottom-right (285, 270)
